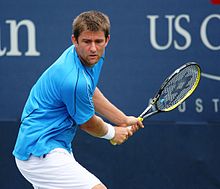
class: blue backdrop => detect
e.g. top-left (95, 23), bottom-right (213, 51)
top-left (0, 0), bottom-right (220, 188)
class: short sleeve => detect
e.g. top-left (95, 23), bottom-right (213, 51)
top-left (61, 69), bottom-right (95, 125)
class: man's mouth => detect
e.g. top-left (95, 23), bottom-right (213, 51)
top-left (89, 54), bottom-right (98, 59)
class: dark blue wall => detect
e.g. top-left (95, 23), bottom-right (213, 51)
top-left (0, 0), bottom-right (219, 122)
top-left (1, 0), bottom-right (220, 188)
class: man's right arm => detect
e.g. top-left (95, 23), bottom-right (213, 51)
top-left (80, 115), bottom-right (133, 145)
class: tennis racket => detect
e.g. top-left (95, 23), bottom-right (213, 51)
top-left (111, 62), bottom-right (201, 145)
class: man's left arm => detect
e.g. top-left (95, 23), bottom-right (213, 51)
top-left (93, 87), bottom-right (144, 129)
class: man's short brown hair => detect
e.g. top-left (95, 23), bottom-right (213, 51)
top-left (72, 10), bottom-right (110, 41)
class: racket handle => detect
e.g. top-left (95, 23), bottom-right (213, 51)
top-left (110, 140), bottom-right (117, 145)
top-left (138, 117), bottom-right (143, 122)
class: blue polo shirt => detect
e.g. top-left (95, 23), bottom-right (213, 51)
top-left (13, 45), bottom-right (104, 160)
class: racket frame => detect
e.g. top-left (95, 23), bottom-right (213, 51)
top-left (138, 62), bottom-right (201, 120)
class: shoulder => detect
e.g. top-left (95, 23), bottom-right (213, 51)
top-left (51, 46), bottom-right (78, 80)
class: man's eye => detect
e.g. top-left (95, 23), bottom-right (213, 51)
top-left (84, 40), bottom-right (91, 44)
top-left (96, 40), bottom-right (104, 44)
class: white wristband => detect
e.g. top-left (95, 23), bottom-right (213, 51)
top-left (100, 123), bottom-right (115, 140)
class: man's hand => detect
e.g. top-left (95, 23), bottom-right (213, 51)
top-left (122, 116), bottom-right (144, 133)
top-left (110, 126), bottom-right (133, 145)
top-left (110, 117), bottom-right (144, 145)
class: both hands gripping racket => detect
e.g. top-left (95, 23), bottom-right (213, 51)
top-left (111, 62), bottom-right (201, 145)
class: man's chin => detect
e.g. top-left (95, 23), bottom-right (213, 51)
top-left (88, 58), bottom-right (99, 65)
top-left (84, 60), bottom-right (98, 67)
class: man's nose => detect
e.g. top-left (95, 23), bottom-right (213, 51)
top-left (90, 42), bottom-right (97, 52)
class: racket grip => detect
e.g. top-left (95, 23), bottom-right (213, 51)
top-left (110, 140), bottom-right (117, 145)
top-left (138, 117), bottom-right (143, 122)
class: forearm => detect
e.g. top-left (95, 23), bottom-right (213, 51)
top-left (80, 114), bottom-right (133, 145)
top-left (82, 88), bottom-right (144, 144)
top-left (80, 115), bottom-right (108, 137)
top-left (93, 87), bottom-right (128, 125)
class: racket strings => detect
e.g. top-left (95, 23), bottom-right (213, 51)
top-left (157, 65), bottom-right (199, 111)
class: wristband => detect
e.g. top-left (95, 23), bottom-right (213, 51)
top-left (100, 123), bottom-right (115, 140)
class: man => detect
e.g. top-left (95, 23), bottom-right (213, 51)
top-left (13, 10), bottom-right (144, 189)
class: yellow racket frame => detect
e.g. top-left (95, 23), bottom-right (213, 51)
top-left (163, 64), bottom-right (201, 112)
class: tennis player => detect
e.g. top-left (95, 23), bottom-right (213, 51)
top-left (13, 10), bottom-right (144, 189)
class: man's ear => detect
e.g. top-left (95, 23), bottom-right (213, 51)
top-left (71, 35), bottom-right (78, 46)
top-left (105, 35), bottom-right (110, 47)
